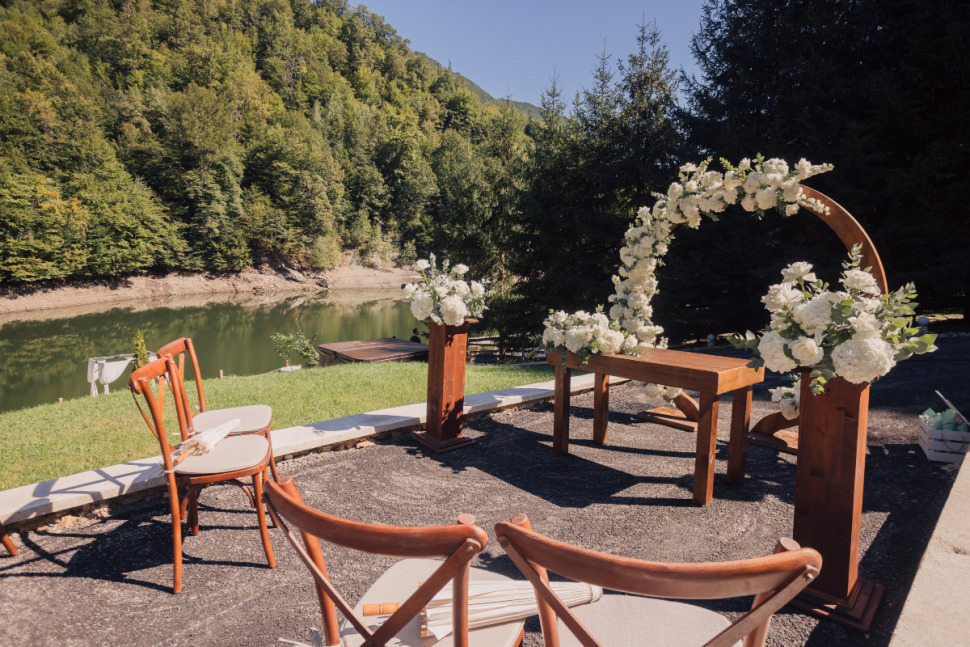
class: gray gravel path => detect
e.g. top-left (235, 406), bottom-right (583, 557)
top-left (1, 338), bottom-right (966, 647)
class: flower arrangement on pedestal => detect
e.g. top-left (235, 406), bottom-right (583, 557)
top-left (542, 155), bottom-right (834, 400)
top-left (732, 245), bottom-right (938, 418)
top-left (403, 254), bottom-right (490, 326)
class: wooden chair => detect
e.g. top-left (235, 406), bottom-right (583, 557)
top-left (157, 337), bottom-right (279, 480)
top-left (263, 477), bottom-right (525, 647)
top-left (129, 355), bottom-right (275, 593)
top-left (495, 515), bottom-right (821, 647)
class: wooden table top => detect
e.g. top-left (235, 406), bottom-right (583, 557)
top-left (547, 349), bottom-right (764, 394)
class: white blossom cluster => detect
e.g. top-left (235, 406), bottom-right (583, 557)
top-left (770, 380), bottom-right (801, 420)
top-left (542, 310), bottom-right (640, 358)
top-left (737, 246), bottom-right (937, 395)
top-left (542, 156), bottom-right (834, 400)
top-left (402, 255), bottom-right (489, 326)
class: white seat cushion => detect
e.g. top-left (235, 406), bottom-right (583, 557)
top-left (193, 405), bottom-right (272, 435)
top-left (174, 434), bottom-right (270, 475)
top-left (557, 592), bottom-right (740, 647)
top-left (341, 559), bottom-right (525, 647)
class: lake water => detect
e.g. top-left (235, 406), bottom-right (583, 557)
top-left (0, 290), bottom-right (417, 413)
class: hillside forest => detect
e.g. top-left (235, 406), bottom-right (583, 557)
top-left (1, 0), bottom-right (966, 344)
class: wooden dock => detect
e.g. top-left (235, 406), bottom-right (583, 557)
top-left (316, 338), bottom-right (429, 366)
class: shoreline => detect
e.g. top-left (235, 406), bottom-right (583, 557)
top-left (0, 264), bottom-right (419, 318)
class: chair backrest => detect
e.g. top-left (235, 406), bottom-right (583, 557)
top-left (156, 337), bottom-right (207, 424)
top-left (263, 477), bottom-right (490, 647)
top-left (495, 514), bottom-right (821, 647)
top-left (128, 355), bottom-right (192, 473)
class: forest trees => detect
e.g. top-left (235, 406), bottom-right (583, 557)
top-left (0, 0), bottom-right (531, 283)
top-left (504, 22), bottom-right (682, 339)
top-left (680, 0), bottom-right (970, 316)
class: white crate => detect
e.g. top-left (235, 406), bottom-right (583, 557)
top-left (918, 418), bottom-right (970, 463)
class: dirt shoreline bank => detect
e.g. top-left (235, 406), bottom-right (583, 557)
top-left (0, 264), bottom-right (419, 316)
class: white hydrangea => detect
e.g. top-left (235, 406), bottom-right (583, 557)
top-left (758, 331), bottom-right (797, 373)
top-left (453, 263), bottom-right (469, 275)
top-left (596, 329), bottom-right (625, 355)
top-left (792, 294), bottom-right (835, 337)
top-left (831, 336), bottom-right (896, 384)
top-left (470, 281), bottom-right (485, 297)
top-left (410, 292), bottom-right (433, 321)
top-left (756, 187), bottom-right (778, 210)
top-left (439, 294), bottom-right (468, 326)
top-left (564, 327), bottom-right (593, 353)
top-left (415, 259), bottom-right (430, 271)
top-left (849, 312), bottom-right (882, 338)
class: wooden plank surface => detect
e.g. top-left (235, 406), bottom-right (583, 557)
top-left (547, 349), bottom-right (763, 394)
top-left (317, 338), bottom-right (428, 365)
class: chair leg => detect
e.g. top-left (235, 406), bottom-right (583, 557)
top-left (263, 468), bottom-right (278, 529)
top-left (188, 488), bottom-right (200, 537)
top-left (251, 471), bottom-right (275, 568)
top-left (265, 431), bottom-right (280, 481)
top-left (1, 521), bottom-right (18, 556)
top-left (167, 481), bottom-right (184, 594)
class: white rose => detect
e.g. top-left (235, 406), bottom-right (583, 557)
top-left (779, 396), bottom-right (799, 420)
top-left (435, 285), bottom-right (449, 297)
top-left (453, 280), bottom-right (470, 296)
top-left (740, 194), bottom-right (757, 211)
top-left (415, 259), bottom-right (430, 271)
top-left (784, 204), bottom-right (799, 216)
top-left (738, 158), bottom-right (751, 171)
top-left (453, 263), bottom-right (469, 275)
top-left (789, 336), bottom-right (824, 366)
top-left (470, 281), bottom-right (485, 297)
top-left (781, 261), bottom-right (816, 284)
top-left (761, 282), bottom-right (804, 311)
top-left (842, 269), bottom-right (880, 295)
top-left (402, 283), bottom-right (417, 298)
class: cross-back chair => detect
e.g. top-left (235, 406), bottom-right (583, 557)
top-left (263, 477), bottom-right (525, 647)
top-left (157, 337), bottom-right (279, 480)
top-left (129, 355), bottom-right (275, 593)
top-left (495, 515), bottom-right (821, 647)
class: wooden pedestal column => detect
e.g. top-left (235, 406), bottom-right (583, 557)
top-left (413, 320), bottom-right (476, 452)
top-left (790, 374), bottom-right (883, 631)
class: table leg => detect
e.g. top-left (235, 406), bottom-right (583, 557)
top-left (553, 364), bottom-right (572, 455)
top-left (726, 386), bottom-right (753, 486)
top-left (592, 373), bottom-right (609, 445)
top-left (693, 392), bottom-right (720, 505)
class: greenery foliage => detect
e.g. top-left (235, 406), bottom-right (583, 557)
top-left (271, 320), bottom-right (321, 367)
top-left (0, 0), bottom-right (535, 282)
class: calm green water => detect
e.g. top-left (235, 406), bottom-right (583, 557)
top-left (0, 290), bottom-right (416, 413)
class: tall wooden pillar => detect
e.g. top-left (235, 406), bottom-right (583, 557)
top-left (790, 374), bottom-right (883, 631)
top-left (414, 320), bottom-right (475, 452)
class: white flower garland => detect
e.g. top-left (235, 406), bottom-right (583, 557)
top-left (543, 155), bottom-right (834, 399)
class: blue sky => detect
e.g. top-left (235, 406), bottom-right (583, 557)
top-left (356, 1), bottom-right (707, 108)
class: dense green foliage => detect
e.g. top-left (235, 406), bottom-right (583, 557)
top-left (0, 360), bottom-right (555, 490)
top-left (0, 0), bottom-right (534, 281)
top-left (676, 0), bottom-right (970, 324)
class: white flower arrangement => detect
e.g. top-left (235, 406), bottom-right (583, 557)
top-left (403, 255), bottom-right (489, 326)
top-left (542, 155), bottom-right (835, 400)
top-left (732, 244), bottom-right (938, 397)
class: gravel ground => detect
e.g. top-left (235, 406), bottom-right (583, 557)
top-left (0, 337), bottom-right (966, 647)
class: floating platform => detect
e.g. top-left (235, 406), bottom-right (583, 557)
top-left (317, 338), bottom-right (429, 366)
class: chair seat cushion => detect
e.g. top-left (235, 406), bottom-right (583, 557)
top-left (193, 405), bottom-right (272, 435)
top-left (341, 558), bottom-right (525, 647)
top-left (174, 434), bottom-right (270, 475)
top-left (557, 592), bottom-right (740, 647)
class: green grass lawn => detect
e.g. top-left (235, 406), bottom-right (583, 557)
top-left (0, 362), bottom-right (555, 491)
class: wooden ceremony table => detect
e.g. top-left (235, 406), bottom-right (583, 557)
top-left (546, 349), bottom-right (764, 505)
